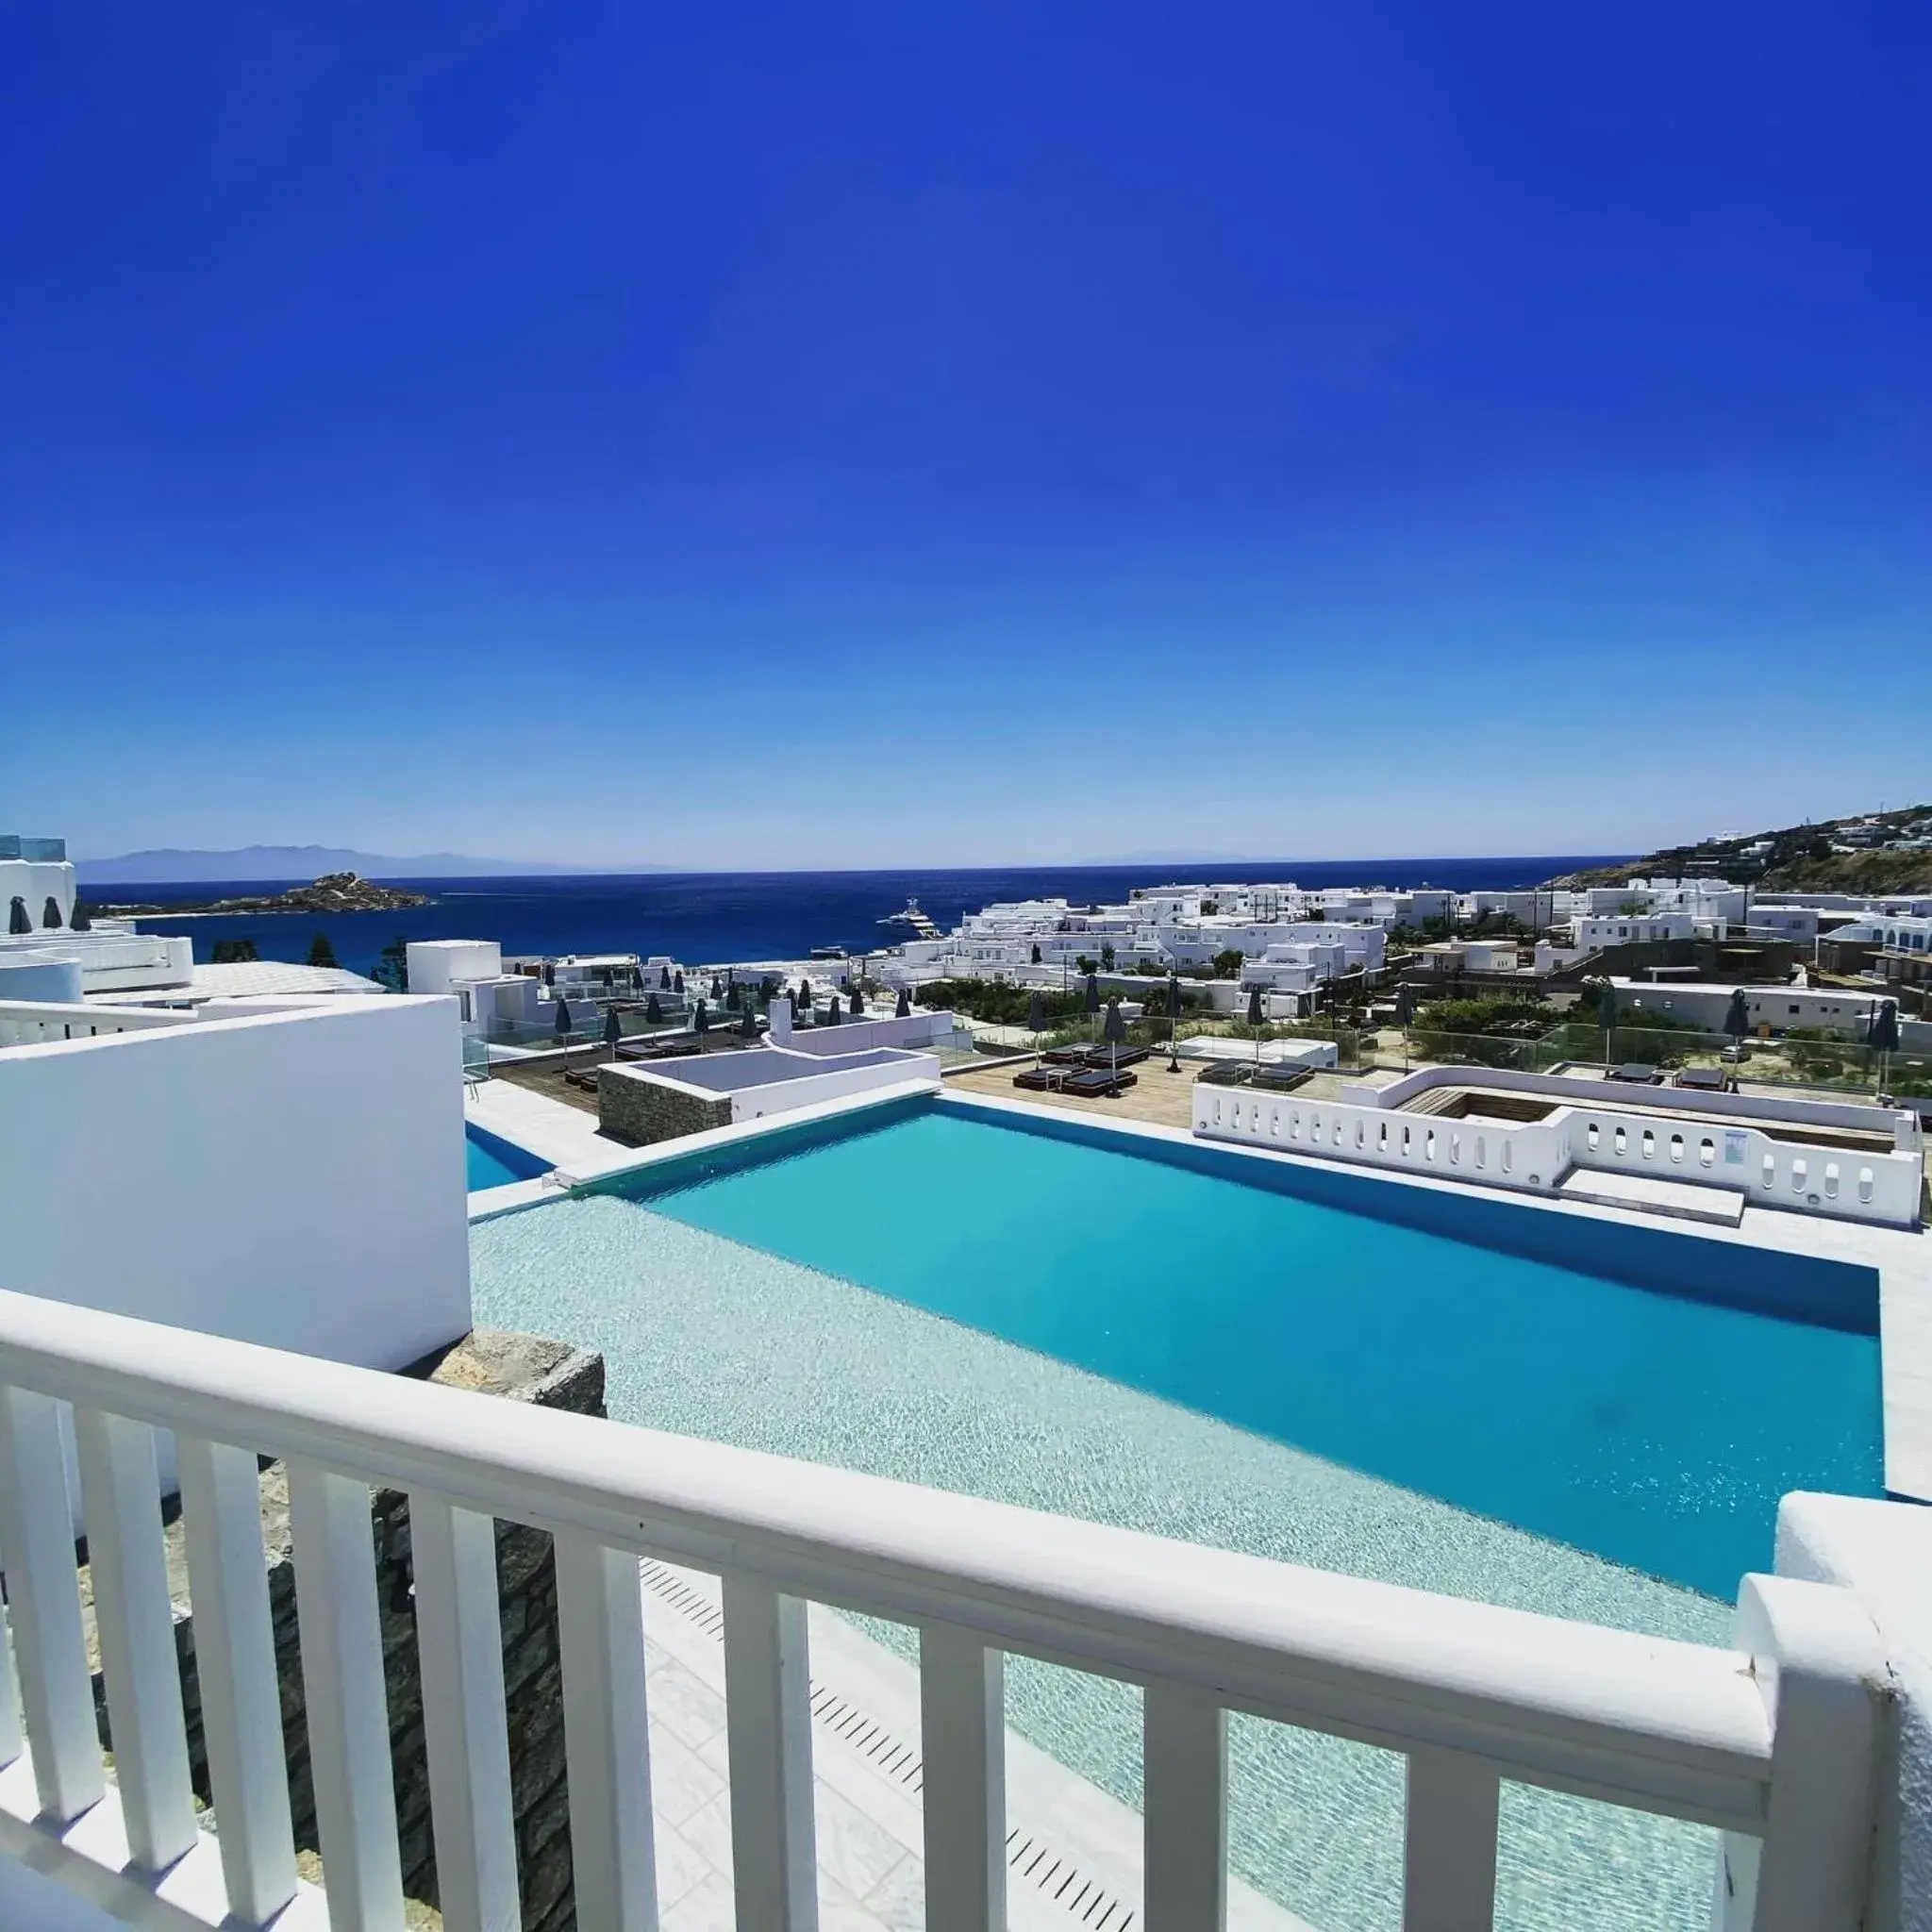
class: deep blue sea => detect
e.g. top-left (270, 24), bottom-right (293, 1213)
top-left (109, 856), bottom-right (1624, 976)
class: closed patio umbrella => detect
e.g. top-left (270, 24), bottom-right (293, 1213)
top-left (659, 965), bottom-right (672, 991)
top-left (1247, 983), bottom-right (1265, 1068)
top-left (603, 1006), bottom-right (622, 1055)
top-left (1166, 973), bottom-right (1182, 1072)
top-left (1026, 990), bottom-right (1045, 1041)
top-left (1871, 998), bottom-right (1901, 1091)
top-left (741, 992), bottom-right (759, 1038)
top-left (553, 995), bottom-right (572, 1041)
top-left (42, 897), bottom-right (63, 928)
top-left (848, 987), bottom-right (862, 1016)
top-left (674, 971), bottom-right (685, 994)
top-left (1724, 987), bottom-right (1751, 1043)
top-left (895, 988), bottom-right (911, 1019)
top-left (693, 999), bottom-right (708, 1035)
top-left (1103, 994), bottom-right (1127, 1080)
top-left (1598, 980), bottom-right (1615, 1062)
top-left (70, 899), bottom-right (92, 932)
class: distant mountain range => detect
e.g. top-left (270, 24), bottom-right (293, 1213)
top-left (74, 845), bottom-right (614, 884)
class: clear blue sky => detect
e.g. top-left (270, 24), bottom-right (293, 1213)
top-left (5, 4), bottom-right (1928, 869)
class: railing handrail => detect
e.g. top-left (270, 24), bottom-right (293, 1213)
top-left (0, 1285), bottom-right (1771, 1831)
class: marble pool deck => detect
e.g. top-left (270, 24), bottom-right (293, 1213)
top-left (636, 1557), bottom-right (1307, 1932)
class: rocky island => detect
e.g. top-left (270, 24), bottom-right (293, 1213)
top-left (102, 872), bottom-right (432, 917)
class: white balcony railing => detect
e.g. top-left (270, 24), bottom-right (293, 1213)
top-left (1194, 1086), bottom-right (1925, 1226)
top-left (0, 1288), bottom-right (1892, 1931)
top-left (0, 999), bottom-right (202, 1049)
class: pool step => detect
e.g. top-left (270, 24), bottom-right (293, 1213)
top-left (1557, 1167), bottom-right (1747, 1226)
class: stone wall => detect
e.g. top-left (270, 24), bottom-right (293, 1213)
top-left (597, 1061), bottom-right (731, 1144)
top-left (82, 1329), bottom-right (606, 1932)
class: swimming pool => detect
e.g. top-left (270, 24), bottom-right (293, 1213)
top-left (605, 1097), bottom-right (1883, 1597)
top-left (465, 1120), bottom-right (551, 1192)
top-left (469, 1092), bottom-right (1885, 1932)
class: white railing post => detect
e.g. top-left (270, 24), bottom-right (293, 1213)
top-left (722, 1573), bottom-right (818, 1932)
top-left (1142, 1681), bottom-right (1226, 1931)
top-left (0, 1387), bottom-right (104, 1823)
top-left (287, 1459), bottom-right (405, 1931)
top-left (72, 1407), bottom-right (197, 1871)
top-left (176, 1432), bottom-right (299, 1924)
top-left (919, 1624), bottom-right (1005, 1932)
top-left (410, 1493), bottom-right (520, 1932)
top-left (554, 1531), bottom-right (657, 1932)
top-left (1403, 1745), bottom-right (1499, 1932)
top-left (1711, 1574), bottom-right (1888, 1932)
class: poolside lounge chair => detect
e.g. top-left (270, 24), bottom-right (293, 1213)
top-left (1063, 1066), bottom-right (1137, 1098)
top-left (1674, 1065), bottom-right (1730, 1092)
top-left (1251, 1063), bottom-right (1312, 1093)
top-left (1092, 1043), bottom-right (1150, 1069)
top-left (1606, 1062), bottom-right (1663, 1085)
top-left (1041, 1045), bottom-right (1091, 1066)
top-left (1012, 1065), bottom-right (1065, 1091)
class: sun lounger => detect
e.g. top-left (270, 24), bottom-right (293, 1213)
top-left (1012, 1066), bottom-right (1064, 1091)
top-left (1063, 1067), bottom-right (1137, 1097)
top-left (1606, 1062), bottom-right (1663, 1085)
top-left (1251, 1063), bottom-right (1311, 1092)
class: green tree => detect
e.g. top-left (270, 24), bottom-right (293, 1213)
top-left (210, 938), bottom-right (259, 964)
top-left (1211, 948), bottom-right (1246, 979)
top-left (1099, 943), bottom-right (1117, 971)
top-left (307, 933), bottom-right (340, 969)
top-left (372, 936), bottom-right (409, 992)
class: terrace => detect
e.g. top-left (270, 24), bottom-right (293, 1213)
top-left (5, 998), bottom-right (1931, 1931)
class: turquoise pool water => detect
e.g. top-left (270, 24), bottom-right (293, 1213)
top-left (468, 1095), bottom-right (1886, 1932)
top-left (624, 1103), bottom-right (1882, 1598)
top-left (465, 1122), bottom-right (550, 1191)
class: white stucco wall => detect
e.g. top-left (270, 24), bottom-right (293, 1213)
top-left (1776, 1492), bottom-right (1932, 1932)
top-left (0, 996), bottom-right (472, 1371)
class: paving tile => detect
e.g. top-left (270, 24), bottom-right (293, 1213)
top-left (813, 1777), bottom-right (913, 1904)
top-left (651, 1820), bottom-right (717, 1916)
top-left (660, 1868), bottom-right (737, 1932)
top-left (649, 1718), bottom-right (728, 1827)
top-left (647, 1652), bottom-right (729, 1750)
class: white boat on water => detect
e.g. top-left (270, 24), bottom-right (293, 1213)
top-left (877, 896), bottom-right (941, 941)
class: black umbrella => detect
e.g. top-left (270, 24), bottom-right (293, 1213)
top-left (725, 984), bottom-right (741, 1011)
top-left (8, 896), bottom-right (30, 935)
top-left (603, 1006), bottom-right (622, 1053)
top-left (1871, 998), bottom-right (1901, 1091)
top-left (659, 964), bottom-right (673, 991)
top-left (693, 999), bottom-right (708, 1034)
top-left (1598, 980), bottom-right (1615, 1060)
top-left (1102, 994), bottom-right (1127, 1079)
top-left (1246, 985), bottom-right (1264, 1027)
top-left (1724, 987), bottom-right (1751, 1042)
top-left (848, 987), bottom-right (862, 1016)
top-left (1166, 973), bottom-right (1182, 1071)
top-left (674, 971), bottom-right (685, 994)
top-left (895, 988), bottom-right (911, 1019)
top-left (1026, 989), bottom-right (1046, 1037)
top-left (824, 997), bottom-right (841, 1025)
top-left (797, 978), bottom-right (812, 1012)
top-left (645, 992), bottom-right (663, 1024)
top-left (710, 974), bottom-right (724, 1000)
top-left (553, 994), bottom-right (572, 1039)
top-left (1084, 972), bottom-right (1099, 1012)
top-left (741, 993), bottom-right (759, 1038)
top-left (70, 899), bottom-right (92, 932)
top-left (42, 896), bottom-right (63, 929)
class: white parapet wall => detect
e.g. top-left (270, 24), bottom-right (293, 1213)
top-left (0, 995), bottom-right (473, 1370)
top-left (1193, 1083), bottom-right (1924, 1227)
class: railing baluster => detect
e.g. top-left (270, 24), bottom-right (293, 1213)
top-left (0, 1568), bottom-right (22, 1769)
top-left (722, 1572), bottom-right (817, 1932)
top-left (288, 1459), bottom-right (404, 1931)
top-left (554, 1531), bottom-right (656, 1932)
top-left (1142, 1681), bottom-right (1226, 1931)
top-left (920, 1623), bottom-right (1005, 1932)
top-left (410, 1493), bottom-right (519, 1932)
top-left (72, 1407), bottom-right (196, 1870)
top-left (0, 1387), bottom-right (105, 1821)
top-left (176, 1432), bottom-right (298, 1923)
top-left (1402, 1745), bottom-right (1499, 1932)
